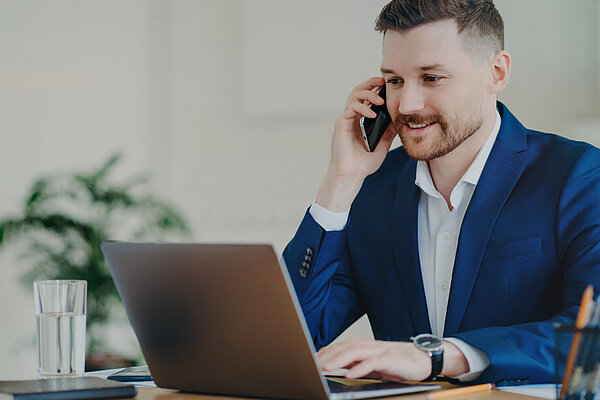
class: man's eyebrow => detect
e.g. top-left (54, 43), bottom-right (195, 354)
top-left (380, 65), bottom-right (451, 74)
top-left (419, 64), bottom-right (448, 72)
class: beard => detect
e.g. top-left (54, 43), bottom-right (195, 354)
top-left (393, 98), bottom-right (484, 161)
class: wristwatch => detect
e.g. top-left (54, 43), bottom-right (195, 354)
top-left (411, 333), bottom-right (444, 381)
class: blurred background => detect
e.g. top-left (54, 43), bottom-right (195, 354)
top-left (0, 0), bottom-right (598, 379)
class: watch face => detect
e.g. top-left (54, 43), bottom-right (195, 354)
top-left (413, 334), bottom-right (443, 351)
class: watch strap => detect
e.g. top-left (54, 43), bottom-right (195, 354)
top-left (426, 349), bottom-right (443, 381)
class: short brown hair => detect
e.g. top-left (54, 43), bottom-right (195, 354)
top-left (375, 0), bottom-right (504, 62)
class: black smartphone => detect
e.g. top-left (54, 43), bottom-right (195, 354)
top-left (107, 365), bottom-right (153, 382)
top-left (359, 84), bottom-right (391, 152)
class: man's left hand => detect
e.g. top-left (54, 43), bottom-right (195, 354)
top-left (317, 338), bottom-right (469, 382)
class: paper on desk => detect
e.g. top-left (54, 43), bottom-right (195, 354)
top-left (84, 368), bottom-right (122, 379)
top-left (498, 383), bottom-right (558, 399)
top-left (322, 370), bottom-right (559, 400)
top-left (84, 368), bottom-right (157, 387)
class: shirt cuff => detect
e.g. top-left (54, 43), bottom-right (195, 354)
top-left (443, 338), bottom-right (490, 382)
top-left (309, 202), bottom-right (350, 231)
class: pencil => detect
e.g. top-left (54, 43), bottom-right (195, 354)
top-left (560, 284), bottom-right (594, 398)
top-left (427, 383), bottom-right (494, 400)
top-left (583, 299), bottom-right (600, 395)
top-left (569, 297), bottom-right (600, 395)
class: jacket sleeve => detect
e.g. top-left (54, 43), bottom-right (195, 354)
top-left (456, 146), bottom-right (600, 385)
top-left (282, 209), bottom-right (364, 349)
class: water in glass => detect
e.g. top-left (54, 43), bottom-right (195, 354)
top-left (36, 312), bottom-right (86, 377)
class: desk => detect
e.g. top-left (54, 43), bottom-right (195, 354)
top-left (86, 370), bottom-right (552, 400)
top-left (132, 384), bottom-right (547, 400)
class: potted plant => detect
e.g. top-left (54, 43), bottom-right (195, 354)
top-left (0, 154), bottom-right (190, 370)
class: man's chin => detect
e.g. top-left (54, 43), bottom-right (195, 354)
top-left (400, 137), bottom-right (438, 161)
top-left (404, 148), bottom-right (437, 161)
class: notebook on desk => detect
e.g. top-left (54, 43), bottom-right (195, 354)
top-left (102, 242), bottom-right (440, 400)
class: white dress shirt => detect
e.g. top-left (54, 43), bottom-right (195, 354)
top-left (309, 110), bottom-right (501, 381)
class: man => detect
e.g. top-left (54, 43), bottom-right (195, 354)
top-left (282, 0), bottom-right (600, 385)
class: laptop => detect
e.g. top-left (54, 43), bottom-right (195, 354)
top-left (101, 242), bottom-right (440, 400)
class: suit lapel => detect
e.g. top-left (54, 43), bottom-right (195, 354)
top-left (444, 103), bottom-right (529, 335)
top-left (391, 159), bottom-right (432, 334)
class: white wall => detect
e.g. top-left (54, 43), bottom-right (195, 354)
top-left (497, 0), bottom-right (600, 143)
top-left (0, 0), bottom-right (598, 379)
top-left (0, 0), bottom-right (152, 378)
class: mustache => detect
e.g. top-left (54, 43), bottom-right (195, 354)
top-left (394, 113), bottom-right (440, 125)
top-left (394, 113), bottom-right (448, 133)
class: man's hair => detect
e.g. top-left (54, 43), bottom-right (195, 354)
top-left (375, 0), bottom-right (504, 62)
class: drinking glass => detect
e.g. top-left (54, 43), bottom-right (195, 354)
top-left (34, 280), bottom-right (87, 378)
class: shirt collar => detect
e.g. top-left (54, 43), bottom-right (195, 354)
top-left (415, 109), bottom-right (502, 199)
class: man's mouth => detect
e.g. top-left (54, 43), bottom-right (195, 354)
top-left (406, 122), bottom-right (435, 129)
top-left (403, 121), bottom-right (438, 135)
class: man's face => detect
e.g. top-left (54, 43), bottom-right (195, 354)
top-left (381, 20), bottom-right (492, 161)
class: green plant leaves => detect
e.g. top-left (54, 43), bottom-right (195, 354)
top-left (0, 153), bottom-right (190, 355)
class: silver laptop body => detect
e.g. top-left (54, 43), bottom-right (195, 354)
top-left (102, 242), bottom-right (439, 400)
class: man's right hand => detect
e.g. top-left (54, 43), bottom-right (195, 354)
top-left (316, 77), bottom-right (397, 212)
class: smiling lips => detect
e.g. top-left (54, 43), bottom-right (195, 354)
top-left (404, 121), bottom-right (437, 135)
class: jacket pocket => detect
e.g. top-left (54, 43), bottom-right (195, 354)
top-left (482, 235), bottom-right (542, 262)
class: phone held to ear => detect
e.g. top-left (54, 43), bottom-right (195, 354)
top-left (359, 84), bottom-right (392, 152)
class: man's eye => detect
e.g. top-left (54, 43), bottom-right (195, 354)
top-left (424, 76), bottom-right (441, 83)
top-left (386, 78), bottom-right (402, 85)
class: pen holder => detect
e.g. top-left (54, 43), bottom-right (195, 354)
top-left (554, 323), bottom-right (600, 400)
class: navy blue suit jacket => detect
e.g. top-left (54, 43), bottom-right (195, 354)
top-left (283, 103), bottom-right (600, 385)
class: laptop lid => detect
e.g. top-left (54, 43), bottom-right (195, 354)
top-left (102, 242), bottom-right (439, 400)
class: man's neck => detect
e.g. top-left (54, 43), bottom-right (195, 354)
top-left (429, 106), bottom-right (497, 210)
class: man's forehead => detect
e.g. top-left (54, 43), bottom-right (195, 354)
top-left (380, 20), bottom-right (470, 73)
top-left (381, 19), bottom-right (462, 50)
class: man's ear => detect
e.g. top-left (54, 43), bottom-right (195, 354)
top-left (490, 50), bottom-right (511, 94)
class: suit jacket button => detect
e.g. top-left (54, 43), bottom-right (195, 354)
top-left (304, 255), bottom-right (312, 263)
top-left (302, 261), bottom-right (310, 269)
top-left (306, 247), bottom-right (314, 256)
top-left (299, 268), bottom-right (308, 278)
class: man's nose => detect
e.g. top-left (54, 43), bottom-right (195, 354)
top-left (397, 84), bottom-right (425, 115)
